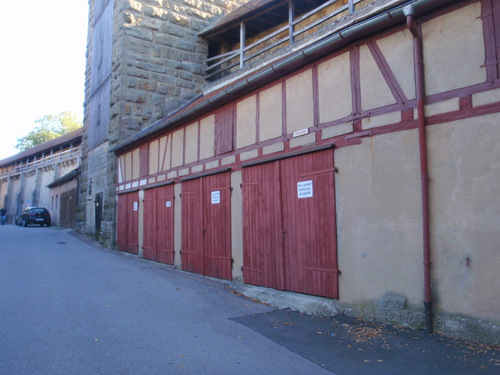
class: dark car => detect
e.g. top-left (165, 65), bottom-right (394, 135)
top-left (18, 207), bottom-right (51, 227)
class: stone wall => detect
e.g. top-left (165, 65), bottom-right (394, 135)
top-left (109, 0), bottom-right (250, 147)
top-left (79, 0), bottom-right (250, 246)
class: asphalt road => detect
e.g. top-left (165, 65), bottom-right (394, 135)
top-left (2, 225), bottom-right (498, 375)
top-left (0, 225), bottom-right (332, 375)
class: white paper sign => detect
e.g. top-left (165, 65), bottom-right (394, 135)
top-left (133, 201), bottom-right (138, 211)
top-left (166, 201), bottom-right (172, 208)
top-left (297, 180), bottom-right (313, 198)
top-left (211, 191), bottom-right (220, 204)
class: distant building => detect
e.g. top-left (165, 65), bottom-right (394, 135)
top-left (80, 0), bottom-right (500, 343)
top-left (0, 128), bottom-right (82, 226)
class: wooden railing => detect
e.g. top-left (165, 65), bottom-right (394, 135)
top-left (206, 0), bottom-right (364, 80)
top-left (0, 146), bottom-right (82, 178)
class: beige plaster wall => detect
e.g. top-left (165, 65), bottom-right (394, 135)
top-left (132, 149), bottom-right (140, 180)
top-left (22, 172), bottom-right (38, 207)
top-left (335, 129), bottom-right (423, 306)
top-left (286, 69), bottom-right (314, 133)
top-left (376, 29), bottom-right (415, 101)
top-left (231, 170), bottom-right (243, 279)
top-left (8, 177), bottom-right (21, 214)
top-left (185, 122), bottom-right (199, 164)
top-left (428, 113), bottom-right (500, 322)
top-left (360, 45), bottom-right (396, 110)
top-left (0, 179), bottom-right (7, 207)
top-left (125, 153), bottom-right (132, 181)
top-left (422, 2), bottom-right (486, 95)
top-left (318, 51), bottom-right (352, 123)
top-left (259, 83), bottom-right (283, 142)
top-left (149, 140), bottom-right (159, 175)
top-left (200, 115), bottom-right (215, 160)
top-left (160, 134), bottom-right (171, 172)
top-left (39, 168), bottom-right (56, 208)
top-left (171, 128), bottom-right (184, 168)
top-left (236, 96), bottom-right (257, 149)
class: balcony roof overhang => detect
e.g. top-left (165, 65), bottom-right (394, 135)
top-left (200, 0), bottom-right (330, 44)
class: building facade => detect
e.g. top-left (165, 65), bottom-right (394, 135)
top-left (81, 0), bottom-right (500, 343)
top-left (0, 129), bottom-right (82, 226)
top-left (78, 0), bottom-right (249, 245)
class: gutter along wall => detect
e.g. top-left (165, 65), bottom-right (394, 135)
top-left (112, 0), bottom-right (500, 343)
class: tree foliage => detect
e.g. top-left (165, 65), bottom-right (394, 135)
top-left (16, 111), bottom-right (82, 151)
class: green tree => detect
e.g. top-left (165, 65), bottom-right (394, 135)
top-left (16, 111), bottom-right (82, 151)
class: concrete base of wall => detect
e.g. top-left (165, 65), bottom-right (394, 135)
top-left (229, 284), bottom-right (499, 345)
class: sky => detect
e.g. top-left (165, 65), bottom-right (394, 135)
top-left (0, 0), bottom-right (89, 160)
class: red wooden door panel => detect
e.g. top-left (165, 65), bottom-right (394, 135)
top-left (116, 194), bottom-right (128, 252)
top-left (181, 179), bottom-right (204, 275)
top-left (242, 162), bottom-right (285, 289)
top-left (116, 192), bottom-right (139, 255)
top-left (203, 172), bottom-right (232, 280)
top-left (181, 172), bottom-right (232, 280)
top-left (143, 189), bottom-right (157, 261)
top-left (127, 192), bottom-right (139, 255)
top-left (281, 150), bottom-right (338, 298)
top-left (241, 149), bottom-right (338, 299)
top-left (157, 185), bottom-right (175, 265)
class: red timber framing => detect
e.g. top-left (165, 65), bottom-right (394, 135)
top-left (242, 149), bottom-right (338, 299)
top-left (181, 171), bottom-right (232, 280)
top-left (143, 184), bottom-right (175, 264)
top-left (481, 0), bottom-right (500, 81)
top-left (116, 191), bottom-right (139, 254)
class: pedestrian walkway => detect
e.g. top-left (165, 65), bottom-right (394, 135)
top-left (232, 308), bottom-right (499, 375)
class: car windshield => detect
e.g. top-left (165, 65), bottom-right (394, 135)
top-left (31, 209), bottom-right (46, 214)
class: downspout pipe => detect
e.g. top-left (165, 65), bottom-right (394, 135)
top-left (404, 5), bottom-right (433, 334)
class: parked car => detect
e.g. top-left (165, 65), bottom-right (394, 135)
top-left (18, 207), bottom-right (51, 227)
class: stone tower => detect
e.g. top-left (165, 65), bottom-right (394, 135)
top-left (78, 0), bottom-right (248, 246)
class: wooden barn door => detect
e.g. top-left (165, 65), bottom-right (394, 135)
top-left (116, 191), bottom-right (139, 255)
top-left (203, 172), bottom-right (232, 280)
top-left (181, 172), bottom-right (232, 280)
top-left (181, 179), bottom-right (204, 275)
top-left (281, 150), bottom-right (338, 298)
top-left (241, 162), bottom-right (285, 290)
top-left (157, 185), bottom-right (175, 265)
top-left (242, 149), bottom-right (338, 298)
top-left (143, 185), bottom-right (175, 265)
top-left (143, 189), bottom-right (156, 261)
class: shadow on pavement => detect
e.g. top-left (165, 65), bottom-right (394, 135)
top-left (232, 309), bottom-right (499, 375)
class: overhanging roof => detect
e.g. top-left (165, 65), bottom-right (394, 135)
top-left (112, 0), bottom-right (456, 155)
top-left (47, 167), bottom-right (81, 189)
top-left (0, 128), bottom-right (83, 167)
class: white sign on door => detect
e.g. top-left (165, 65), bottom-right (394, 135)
top-left (211, 191), bottom-right (220, 204)
top-left (133, 201), bottom-right (138, 211)
top-left (297, 180), bottom-right (313, 198)
top-left (166, 200), bottom-right (172, 208)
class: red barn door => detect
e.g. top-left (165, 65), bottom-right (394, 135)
top-left (242, 149), bottom-right (338, 298)
top-left (181, 172), bottom-right (232, 280)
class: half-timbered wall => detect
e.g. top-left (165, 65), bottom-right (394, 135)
top-left (115, 0), bottom-right (500, 340)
